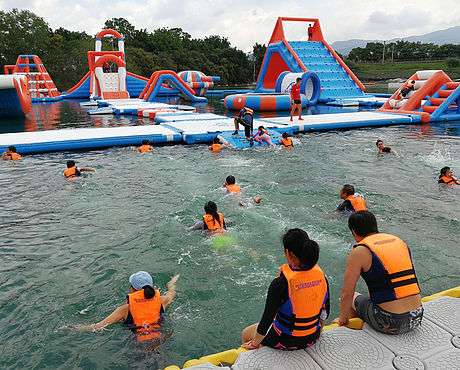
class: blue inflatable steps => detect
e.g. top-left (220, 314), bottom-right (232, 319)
top-left (219, 130), bottom-right (281, 149)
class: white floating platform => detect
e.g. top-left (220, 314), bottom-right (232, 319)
top-left (0, 125), bottom-right (182, 154)
top-left (155, 113), bottom-right (226, 123)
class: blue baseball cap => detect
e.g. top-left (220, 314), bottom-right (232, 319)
top-left (129, 271), bottom-right (154, 290)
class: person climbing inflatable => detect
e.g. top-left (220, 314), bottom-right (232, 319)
top-left (253, 126), bottom-right (274, 147)
top-left (233, 107), bottom-right (254, 142)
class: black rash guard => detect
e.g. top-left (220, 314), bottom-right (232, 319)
top-left (256, 271), bottom-right (330, 336)
top-left (337, 199), bottom-right (354, 212)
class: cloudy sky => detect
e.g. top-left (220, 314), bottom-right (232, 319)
top-left (1, 0), bottom-right (459, 50)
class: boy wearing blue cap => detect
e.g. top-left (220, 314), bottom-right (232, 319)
top-left (71, 271), bottom-right (179, 340)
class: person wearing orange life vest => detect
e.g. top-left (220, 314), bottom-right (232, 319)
top-left (223, 175), bottom-right (241, 193)
top-left (337, 211), bottom-right (423, 334)
top-left (70, 271), bottom-right (179, 341)
top-left (438, 166), bottom-right (460, 185)
top-left (242, 229), bottom-right (330, 350)
top-left (209, 137), bottom-right (223, 153)
top-left (63, 160), bottom-right (95, 179)
top-left (138, 140), bottom-right (153, 153)
top-left (337, 184), bottom-right (367, 213)
top-left (280, 132), bottom-right (294, 148)
top-left (190, 201), bottom-right (227, 232)
top-left (2, 146), bottom-right (22, 161)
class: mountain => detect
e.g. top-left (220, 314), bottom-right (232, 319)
top-left (332, 26), bottom-right (460, 55)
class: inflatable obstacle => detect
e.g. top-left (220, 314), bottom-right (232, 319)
top-left (165, 286), bottom-right (460, 370)
top-left (0, 75), bottom-right (32, 118)
top-left (218, 130), bottom-right (282, 149)
top-left (3, 55), bottom-right (61, 102)
top-left (255, 17), bottom-right (366, 102)
top-left (178, 71), bottom-right (220, 96)
top-left (62, 29), bottom-right (148, 99)
top-left (224, 93), bottom-right (309, 111)
top-left (380, 70), bottom-right (460, 123)
top-left (139, 70), bottom-right (207, 103)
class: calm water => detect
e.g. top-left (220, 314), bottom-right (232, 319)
top-left (0, 99), bottom-right (459, 369)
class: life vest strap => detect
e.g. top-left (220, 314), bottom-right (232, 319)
top-left (275, 312), bottom-right (320, 326)
top-left (390, 277), bottom-right (418, 288)
top-left (388, 268), bottom-right (415, 279)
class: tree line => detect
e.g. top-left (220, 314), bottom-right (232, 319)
top-left (0, 9), bottom-right (266, 90)
top-left (348, 40), bottom-right (460, 64)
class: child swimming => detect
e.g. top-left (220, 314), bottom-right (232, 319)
top-left (223, 175), bottom-right (241, 193)
top-left (138, 140), bottom-right (154, 153)
top-left (280, 132), bottom-right (294, 148)
top-left (337, 184), bottom-right (367, 213)
top-left (63, 160), bottom-right (95, 179)
top-left (438, 166), bottom-right (460, 185)
top-left (2, 146), bottom-right (22, 161)
top-left (190, 201), bottom-right (226, 232)
top-left (209, 137), bottom-right (223, 153)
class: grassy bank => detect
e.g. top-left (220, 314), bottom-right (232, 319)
top-left (348, 60), bottom-right (460, 81)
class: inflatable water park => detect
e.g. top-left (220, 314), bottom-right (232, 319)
top-left (0, 16), bottom-right (459, 153)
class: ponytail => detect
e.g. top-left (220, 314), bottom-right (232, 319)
top-left (143, 285), bottom-right (155, 299)
top-left (204, 201), bottom-right (221, 227)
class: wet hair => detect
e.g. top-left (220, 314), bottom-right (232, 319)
top-left (213, 137), bottom-right (221, 144)
top-left (143, 285), bottom-right (155, 299)
top-left (439, 166), bottom-right (450, 178)
top-left (66, 160), bottom-right (76, 168)
top-left (8, 146), bottom-right (17, 152)
top-left (258, 126), bottom-right (265, 131)
top-left (141, 139), bottom-right (150, 145)
top-left (296, 77), bottom-right (302, 83)
top-left (376, 139), bottom-right (383, 146)
top-left (204, 201), bottom-right (221, 227)
top-left (282, 132), bottom-right (289, 139)
top-left (283, 228), bottom-right (319, 270)
top-left (342, 184), bottom-right (355, 196)
top-left (226, 175), bottom-right (236, 185)
top-left (348, 211), bottom-right (379, 238)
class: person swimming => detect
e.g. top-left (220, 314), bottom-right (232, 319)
top-left (376, 139), bottom-right (395, 154)
top-left (337, 184), bottom-right (367, 213)
top-left (253, 126), bottom-right (274, 147)
top-left (190, 201), bottom-right (226, 232)
top-left (63, 160), bottom-right (95, 179)
top-left (438, 166), bottom-right (460, 185)
top-left (241, 228), bottom-right (330, 350)
top-left (209, 137), bottom-right (223, 153)
top-left (224, 175), bottom-right (241, 193)
top-left (280, 133), bottom-right (294, 148)
top-left (2, 146), bottom-right (22, 161)
top-left (138, 140), bottom-right (153, 153)
top-left (70, 271), bottom-right (179, 343)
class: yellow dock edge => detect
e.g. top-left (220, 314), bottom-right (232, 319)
top-left (165, 285), bottom-right (460, 370)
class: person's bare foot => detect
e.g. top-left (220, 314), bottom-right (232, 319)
top-left (299, 117), bottom-right (304, 120)
top-left (289, 117), bottom-right (293, 122)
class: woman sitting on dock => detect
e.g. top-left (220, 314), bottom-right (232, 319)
top-left (241, 228), bottom-right (330, 350)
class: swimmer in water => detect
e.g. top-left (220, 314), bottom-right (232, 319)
top-left (209, 137), bottom-right (223, 153)
top-left (337, 184), bottom-right (367, 213)
top-left (241, 228), bottom-right (330, 350)
top-left (280, 132), bottom-right (294, 148)
top-left (63, 160), bottom-right (95, 179)
top-left (138, 140), bottom-right (153, 153)
top-left (253, 126), bottom-right (274, 147)
top-left (239, 196), bottom-right (262, 207)
top-left (224, 175), bottom-right (241, 193)
top-left (438, 166), bottom-right (460, 185)
top-left (190, 201), bottom-right (226, 232)
top-left (2, 146), bottom-right (22, 160)
top-left (70, 271), bottom-right (179, 342)
top-left (376, 139), bottom-right (396, 155)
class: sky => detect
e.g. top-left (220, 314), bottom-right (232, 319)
top-left (1, 0), bottom-right (459, 51)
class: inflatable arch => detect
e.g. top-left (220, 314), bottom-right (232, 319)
top-left (275, 71), bottom-right (321, 105)
top-left (90, 54), bottom-right (129, 99)
top-left (95, 29), bottom-right (125, 55)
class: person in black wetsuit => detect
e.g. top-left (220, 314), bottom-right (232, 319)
top-left (241, 229), bottom-right (330, 350)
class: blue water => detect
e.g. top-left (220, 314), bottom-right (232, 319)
top-left (0, 99), bottom-right (459, 369)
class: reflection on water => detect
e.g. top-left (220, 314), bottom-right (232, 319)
top-left (0, 100), bottom-right (459, 368)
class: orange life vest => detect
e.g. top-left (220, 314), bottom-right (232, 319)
top-left (203, 212), bottom-right (225, 231)
top-left (3, 151), bottom-right (22, 160)
top-left (225, 184), bottom-right (240, 193)
top-left (281, 137), bottom-right (293, 147)
top-left (63, 166), bottom-right (79, 178)
top-left (346, 194), bottom-right (367, 212)
top-left (273, 264), bottom-right (328, 337)
top-left (209, 143), bottom-right (223, 152)
top-left (438, 175), bottom-right (457, 185)
top-left (128, 289), bottom-right (162, 342)
top-left (138, 144), bottom-right (153, 153)
top-left (355, 233), bottom-right (420, 304)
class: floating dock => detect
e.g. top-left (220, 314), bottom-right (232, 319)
top-left (165, 286), bottom-right (460, 370)
top-left (0, 111), bottom-right (420, 154)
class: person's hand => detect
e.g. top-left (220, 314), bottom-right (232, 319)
top-left (65, 324), bottom-right (97, 332)
top-left (242, 340), bottom-right (261, 350)
top-left (167, 274), bottom-right (180, 288)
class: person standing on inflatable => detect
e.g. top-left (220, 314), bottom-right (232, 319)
top-left (337, 211), bottom-right (423, 334)
top-left (233, 107), bottom-right (254, 142)
top-left (307, 24), bottom-right (314, 41)
top-left (241, 229), bottom-right (330, 350)
top-left (290, 78), bottom-right (303, 122)
top-left (71, 271), bottom-right (179, 342)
